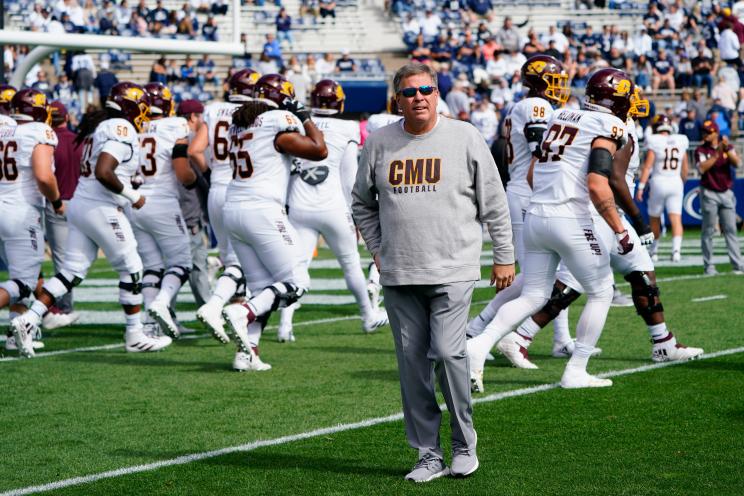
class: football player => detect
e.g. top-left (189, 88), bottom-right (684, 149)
top-left (366, 96), bottom-right (402, 134)
top-left (220, 74), bottom-right (327, 371)
top-left (130, 82), bottom-right (202, 339)
top-left (636, 114), bottom-right (689, 262)
top-left (277, 79), bottom-right (388, 342)
top-left (498, 88), bottom-right (703, 367)
top-left (189, 68), bottom-right (259, 344)
top-left (465, 55), bottom-right (574, 352)
top-left (0, 89), bottom-right (62, 354)
top-left (0, 85), bottom-right (18, 127)
top-left (10, 82), bottom-right (172, 356)
top-left (467, 68), bottom-right (637, 390)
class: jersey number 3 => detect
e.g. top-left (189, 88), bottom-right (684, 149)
top-left (539, 124), bottom-right (578, 163)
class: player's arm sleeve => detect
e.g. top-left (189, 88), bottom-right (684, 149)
top-left (351, 140), bottom-right (382, 256)
top-left (472, 133), bottom-right (514, 265)
top-left (340, 141), bottom-right (358, 206)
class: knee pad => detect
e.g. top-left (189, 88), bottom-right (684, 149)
top-left (541, 282), bottom-right (582, 321)
top-left (119, 272), bottom-right (143, 306)
top-left (222, 264), bottom-right (246, 298)
top-left (267, 282), bottom-right (306, 311)
top-left (0, 279), bottom-right (31, 304)
top-left (142, 269), bottom-right (164, 290)
top-left (624, 271), bottom-right (664, 321)
top-left (256, 312), bottom-right (270, 331)
top-left (43, 272), bottom-right (82, 301)
top-left (164, 265), bottom-right (190, 285)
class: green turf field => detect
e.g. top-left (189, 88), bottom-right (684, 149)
top-left (2, 233), bottom-right (744, 495)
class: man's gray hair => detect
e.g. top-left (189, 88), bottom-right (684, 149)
top-left (392, 63), bottom-right (438, 94)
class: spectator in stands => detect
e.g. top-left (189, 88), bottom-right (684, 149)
top-left (53, 72), bottom-right (75, 106)
top-left (60, 12), bottom-right (77, 33)
top-left (150, 57), bottom-right (168, 84)
top-left (489, 76), bottom-right (512, 109)
top-left (257, 52), bottom-right (280, 74)
top-left (316, 52), bottom-right (336, 75)
top-left (212, 0), bottom-right (228, 16)
top-left (177, 7), bottom-right (198, 36)
top-left (631, 27), bottom-right (653, 57)
top-left (522, 29), bottom-right (544, 57)
top-left (712, 78), bottom-right (738, 119)
top-left (643, 2), bottom-right (662, 36)
top-left (420, 9), bottom-right (442, 44)
top-left (541, 25), bottom-right (569, 54)
top-left (436, 63), bottom-right (454, 100)
top-left (674, 88), bottom-right (692, 117)
top-left (135, 0), bottom-right (149, 19)
top-left (149, 0), bottom-right (170, 28)
top-left (679, 106), bottom-right (703, 142)
top-left (702, 12), bottom-right (719, 49)
top-left (709, 108), bottom-right (731, 138)
top-left (71, 51), bottom-right (96, 110)
top-left (480, 35), bottom-right (499, 63)
top-left (467, 0), bottom-right (493, 19)
top-left (129, 11), bottom-right (149, 36)
top-left (611, 30), bottom-right (633, 53)
top-left (94, 60), bottom-right (118, 107)
top-left (719, 7), bottom-right (744, 43)
top-left (544, 40), bottom-right (563, 62)
top-left (652, 48), bottom-right (675, 95)
top-left (470, 98), bottom-right (498, 145)
top-left (319, 0), bottom-right (336, 22)
top-left (99, 8), bottom-right (119, 35)
top-left (181, 56), bottom-right (198, 86)
top-left (402, 13), bottom-right (420, 48)
top-left (31, 70), bottom-right (53, 99)
top-left (335, 49), bottom-right (357, 73)
top-left (454, 30), bottom-right (479, 70)
top-left (664, 3), bottom-right (686, 32)
top-left (476, 22), bottom-right (492, 44)
top-left (719, 22), bottom-right (741, 67)
top-left (276, 7), bottom-right (295, 48)
top-left (196, 54), bottom-right (218, 87)
top-left (286, 58), bottom-right (311, 103)
top-left (263, 33), bottom-right (283, 64)
top-left (693, 46), bottom-right (716, 97)
top-left (495, 16), bottom-right (520, 53)
top-left (580, 25), bottom-right (601, 55)
top-left (410, 34), bottom-right (431, 63)
top-left (430, 34), bottom-right (453, 64)
top-left (28, 4), bottom-right (47, 32)
top-left (199, 15), bottom-right (218, 41)
top-left (115, 0), bottom-right (131, 27)
top-left (676, 53), bottom-right (693, 88)
top-left (445, 80), bottom-right (470, 120)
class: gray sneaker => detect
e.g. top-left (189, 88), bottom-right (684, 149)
top-left (451, 434), bottom-right (479, 477)
top-left (404, 454), bottom-right (449, 483)
top-left (611, 288), bottom-right (633, 307)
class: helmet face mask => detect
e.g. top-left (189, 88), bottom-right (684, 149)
top-left (629, 87), bottom-right (650, 118)
top-left (310, 79), bottom-right (345, 115)
top-left (228, 69), bottom-right (261, 102)
top-left (10, 89), bottom-right (51, 125)
top-left (522, 55), bottom-right (571, 105)
top-left (106, 82), bottom-right (151, 132)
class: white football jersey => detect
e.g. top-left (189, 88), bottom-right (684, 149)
top-left (0, 121), bottom-right (57, 207)
top-left (137, 116), bottom-right (190, 199)
top-left (646, 133), bottom-right (689, 179)
top-left (203, 101), bottom-right (240, 186)
top-left (288, 116), bottom-right (360, 211)
top-left (0, 114), bottom-right (16, 127)
top-left (504, 96), bottom-right (553, 198)
top-left (529, 108), bottom-right (627, 218)
top-left (226, 109), bottom-right (305, 206)
top-left (75, 118), bottom-right (140, 206)
top-left (366, 113), bottom-right (402, 134)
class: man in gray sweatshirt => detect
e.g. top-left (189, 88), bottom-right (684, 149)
top-left (352, 63), bottom-right (514, 483)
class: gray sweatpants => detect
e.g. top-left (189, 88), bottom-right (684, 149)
top-left (384, 281), bottom-right (477, 460)
top-left (44, 202), bottom-right (73, 313)
top-left (701, 188), bottom-right (743, 272)
top-left (172, 224), bottom-right (211, 309)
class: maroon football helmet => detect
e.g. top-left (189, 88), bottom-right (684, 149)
top-left (144, 82), bottom-right (175, 116)
top-left (651, 114), bottom-right (673, 133)
top-left (228, 68), bottom-right (261, 102)
top-left (10, 89), bottom-right (51, 125)
top-left (521, 55), bottom-right (570, 105)
top-left (585, 68), bottom-right (635, 120)
top-left (310, 79), bottom-right (345, 115)
top-left (253, 74), bottom-right (295, 108)
top-left (106, 81), bottom-right (151, 131)
top-left (0, 85), bottom-right (17, 115)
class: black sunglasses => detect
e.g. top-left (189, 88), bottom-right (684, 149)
top-left (398, 85), bottom-right (436, 97)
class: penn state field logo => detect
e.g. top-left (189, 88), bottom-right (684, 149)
top-left (526, 60), bottom-right (547, 75)
top-left (614, 79), bottom-right (632, 97)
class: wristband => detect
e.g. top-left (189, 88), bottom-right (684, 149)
top-left (120, 185), bottom-right (142, 204)
top-left (637, 182), bottom-right (645, 191)
top-left (51, 198), bottom-right (63, 211)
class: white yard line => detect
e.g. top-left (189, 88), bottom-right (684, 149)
top-left (691, 295), bottom-right (728, 302)
top-left (3, 346), bottom-right (743, 496)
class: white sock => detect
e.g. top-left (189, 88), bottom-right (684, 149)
top-left (279, 302), bottom-right (297, 328)
top-left (672, 235), bottom-right (682, 254)
top-left (553, 308), bottom-right (571, 345)
top-left (470, 274), bottom-right (524, 337)
top-left (141, 273), bottom-right (160, 324)
top-left (341, 259), bottom-right (373, 318)
top-left (247, 286), bottom-right (279, 317)
top-left (566, 341), bottom-right (593, 371)
top-left (517, 317), bottom-right (541, 340)
top-left (125, 312), bottom-right (141, 331)
top-left (210, 274), bottom-right (237, 305)
top-left (483, 293), bottom-right (543, 342)
top-left (648, 323), bottom-right (669, 341)
top-left (28, 300), bottom-right (48, 324)
top-left (154, 273), bottom-right (183, 306)
top-left (571, 288), bottom-right (613, 369)
top-left (246, 320), bottom-right (262, 348)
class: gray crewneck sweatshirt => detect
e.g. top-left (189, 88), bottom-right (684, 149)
top-left (352, 117), bottom-right (514, 286)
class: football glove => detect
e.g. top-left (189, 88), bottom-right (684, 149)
top-left (616, 230), bottom-right (634, 255)
top-left (281, 98), bottom-right (311, 124)
top-left (630, 213), bottom-right (654, 246)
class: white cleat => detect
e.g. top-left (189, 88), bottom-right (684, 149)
top-left (197, 301), bottom-right (230, 344)
top-left (470, 369), bottom-right (484, 394)
top-left (362, 309), bottom-right (389, 333)
top-left (671, 251), bottom-right (681, 262)
top-left (10, 314), bottom-right (38, 358)
top-left (222, 303), bottom-right (255, 354)
top-left (277, 324), bottom-right (296, 343)
top-left (560, 368), bottom-right (613, 389)
top-left (124, 327), bottom-right (172, 353)
top-left (42, 311), bottom-right (80, 330)
top-left (148, 300), bottom-right (180, 339)
top-left (652, 335), bottom-right (703, 363)
top-left (496, 332), bottom-right (538, 369)
top-left (4, 335), bottom-right (44, 351)
top-left (233, 348), bottom-right (272, 372)
top-left (485, 352), bottom-right (495, 361)
top-left (466, 334), bottom-right (492, 393)
top-left (552, 339), bottom-right (602, 358)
